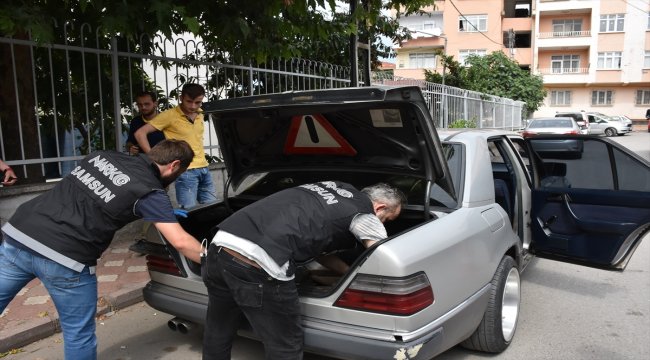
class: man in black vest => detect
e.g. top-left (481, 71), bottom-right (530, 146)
top-left (0, 140), bottom-right (205, 360)
top-left (202, 181), bottom-right (405, 360)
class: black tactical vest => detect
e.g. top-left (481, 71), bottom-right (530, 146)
top-left (7, 151), bottom-right (163, 266)
top-left (218, 181), bottom-right (375, 267)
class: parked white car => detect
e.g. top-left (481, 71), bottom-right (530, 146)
top-left (586, 112), bottom-right (632, 136)
top-left (140, 86), bottom-right (650, 359)
top-left (608, 115), bottom-right (633, 126)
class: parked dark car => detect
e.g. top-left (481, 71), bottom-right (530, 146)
top-left (554, 111), bottom-right (588, 133)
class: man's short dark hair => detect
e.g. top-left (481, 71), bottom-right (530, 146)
top-left (181, 83), bottom-right (205, 99)
top-left (135, 90), bottom-right (157, 102)
top-left (148, 140), bottom-right (194, 170)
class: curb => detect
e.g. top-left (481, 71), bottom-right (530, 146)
top-left (0, 281), bottom-right (148, 353)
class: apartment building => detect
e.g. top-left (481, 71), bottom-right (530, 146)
top-left (393, 0), bottom-right (650, 120)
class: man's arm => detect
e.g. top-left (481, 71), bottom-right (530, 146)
top-left (316, 254), bottom-right (350, 275)
top-left (134, 123), bottom-right (158, 153)
top-left (316, 239), bottom-right (377, 276)
top-left (153, 222), bottom-right (203, 263)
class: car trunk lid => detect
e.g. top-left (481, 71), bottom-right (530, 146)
top-left (202, 86), bottom-right (454, 197)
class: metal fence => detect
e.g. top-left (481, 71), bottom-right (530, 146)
top-left (0, 25), bottom-right (525, 184)
top-left (372, 74), bottom-right (526, 130)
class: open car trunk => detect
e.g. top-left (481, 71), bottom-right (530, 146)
top-left (173, 195), bottom-right (440, 297)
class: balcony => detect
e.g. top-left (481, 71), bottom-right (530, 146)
top-left (537, 30), bottom-right (591, 50)
top-left (538, 67), bottom-right (590, 84)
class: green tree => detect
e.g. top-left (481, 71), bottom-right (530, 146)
top-left (463, 51), bottom-right (546, 114)
top-left (423, 50), bottom-right (465, 88)
top-left (0, 0), bottom-right (437, 182)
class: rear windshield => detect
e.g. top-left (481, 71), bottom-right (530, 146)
top-left (530, 119), bottom-right (573, 128)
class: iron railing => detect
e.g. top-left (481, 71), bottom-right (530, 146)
top-left (0, 25), bottom-right (525, 183)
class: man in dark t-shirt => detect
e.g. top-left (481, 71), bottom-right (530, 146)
top-left (126, 91), bottom-right (165, 155)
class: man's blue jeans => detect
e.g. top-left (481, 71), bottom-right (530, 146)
top-left (202, 247), bottom-right (303, 360)
top-left (175, 166), bottom-right (218, 209)
top-left (0, 239), bottom-right (97, 360)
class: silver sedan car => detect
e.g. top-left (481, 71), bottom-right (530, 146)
top-left (140, 86), bottom-right (650, 359)
top-left (522, 117), bottom-right (583, 137)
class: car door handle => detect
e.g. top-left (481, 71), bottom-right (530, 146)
top-left (542, 215), bottom-right (557, 228)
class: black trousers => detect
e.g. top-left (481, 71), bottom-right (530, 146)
top-left (201, 247), bottom-right (303, 360)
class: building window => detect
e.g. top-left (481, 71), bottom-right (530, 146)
top-left (459, 15), bottom-right (487, 32)
top-left (552, 19), bottom-right (582, 36)
top-left (645, 51), bottom-right (650, 68)
top-left (592, 90), bottom-right (613, 106)
top-left (551, 55), bottom-right (580, 73)
top-left (409, 22), bottom-right (437, 32)
top-left (597, 52), bottom-right (622, 69)
top-left (636, 90), bottom-right (650, 105)
top-left (600, 14), bottom-right (624, 32)
top-left (459, 49), bottom-right (487, 65)
top-left (550, 91), bottom-right (572, 106)
top-left (409, 53), bottom-right (436, 68)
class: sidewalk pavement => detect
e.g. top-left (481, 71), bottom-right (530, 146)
top-left (0, 221), bottom-right (149, 353)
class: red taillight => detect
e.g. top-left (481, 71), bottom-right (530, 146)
top-left (334, 273), bottom-right (433, 315)
top-left (146, 254), bottom-right (182, 276)
top-left (564, 130), bottom-right (579, 135)
top-left (521, 131), bottom-right (535, 138)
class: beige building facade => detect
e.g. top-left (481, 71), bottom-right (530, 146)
top-left (394, 0), bottom-right (650, 120)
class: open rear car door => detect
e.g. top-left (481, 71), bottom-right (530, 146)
top-left (527, 136), bottom-right (650, 270)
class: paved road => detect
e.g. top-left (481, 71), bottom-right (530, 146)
top-left (609, 130), bottom-right (650, 161)
top-left (8, 132), bottom-right (649, 360)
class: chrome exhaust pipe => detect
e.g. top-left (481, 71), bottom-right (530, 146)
top-left (167, 317), bottom-right (194, 334)
top-left (168, 318), bottom-right (180, 332)
top-left (177, 320), bottom-right (194, 334)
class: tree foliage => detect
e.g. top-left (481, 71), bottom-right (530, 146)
top-left (423, 49), bottom-right (464, 88)
top-left (463, 51), bottom-right (546, 114)
top-left (426, 50), bottom-right (546, 114)
top-left (0, 0), bottom-right (437, 182)
top-left (0, 0), bottom-right (435, 63)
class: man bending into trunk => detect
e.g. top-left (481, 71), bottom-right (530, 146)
top-left (201, 181), bottom-right (405, 360)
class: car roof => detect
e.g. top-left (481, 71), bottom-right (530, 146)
top-left (529, 117), bottom-right (574, 121)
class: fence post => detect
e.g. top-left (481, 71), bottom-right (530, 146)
top-left (111, 36), bottom-right (122, 151)
top-left (249, 61), bottom-right (254, 96)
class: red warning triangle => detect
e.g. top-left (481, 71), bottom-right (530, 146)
top-left (284, 114), bottom-right (357, 155)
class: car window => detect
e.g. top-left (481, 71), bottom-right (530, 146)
top-left (613, 148), bottom-right (650, 192)
top-left (428, 143), bottom-right (462, 208)
top-left (530, 139), bottom-right (613, 190)
top-left (509, 138), bottom-right (533, 184)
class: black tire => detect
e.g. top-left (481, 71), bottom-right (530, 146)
top-left (604, 127), bottom-right (616, 137)
top-left (461, 255), bottom-right (520, 353)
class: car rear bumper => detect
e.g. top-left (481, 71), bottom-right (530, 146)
top-left (143, 281), bottom-right (208, 324)
top-left (144, 280), bottom-right (491, 359)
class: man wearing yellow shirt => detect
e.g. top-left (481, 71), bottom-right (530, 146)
top-left (134, 83), bottom-right (217, 208)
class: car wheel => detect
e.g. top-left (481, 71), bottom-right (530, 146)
top-left (604, 128), bottom-right (616, 137)
top-left (461, 255), bottom-right (520, 353)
